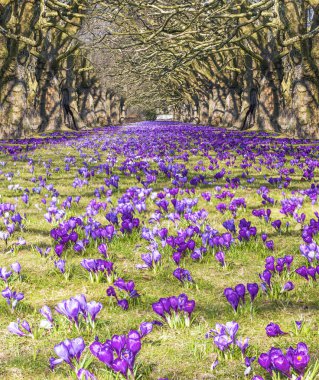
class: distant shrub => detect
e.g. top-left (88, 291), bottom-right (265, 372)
top-left (143, 110), bottom-right (157, 121)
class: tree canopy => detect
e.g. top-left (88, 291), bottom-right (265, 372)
top-left (0, 1), bottom-right (319, 136)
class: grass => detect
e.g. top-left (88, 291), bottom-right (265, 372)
top-left (0, 123), bottom-right (319, 379)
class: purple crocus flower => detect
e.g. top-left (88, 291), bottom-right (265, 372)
top-left (118, 299), bottom-right (129, 310)
top-left (55, 244), bottom-right (64, 257)
top-left (225, 321), bottom-right (239, 342)
top-left (139, 322), bottom-right (153, 337)
top-left (183, 299), bottom-right (195, 315)
top-left (54, 259), bottom-right (66, 274)
top-left (112, 358), bottom-right (129, 377)
top-left (35, 246), bottom-right (51, 257)
top-left (136, 250), bottom-right (162, 269)
top-left (259, 270), bottom-right (272, 287)
top-left (1, 287), bottom-right (24, 309)
top-left (224, 288), bottom-right (240, 311)
top-left (295, 266), bottom-right (309, 280)
top-left (236, 337), bottom-right (249, 354)
top-left (271, 219), bottom-right (282, 230)
top-left (288, 342), bottom-right (310, 374)
top-left (273, 354), bottom-right (290, 376)
top-left (21, 320), bottom-right (32, 333)
top-left (213, 334), bottom-right (232, 351)
top-left (201, 192), bottom-right (211, 201)
top-left (258, 352), bottom-right (271, 372)
top-left (173, 268), bottom-right (193, 283)
top-left (8, 322), bottom-right (26, 336)
top-left (300, 242), bottom-right (319, 262)
top-left (8, 320), bottom-right (32, 337)
top-left (113, 278), bottom-right (140, 299)
top-left (215, 251), bottom-right (225, 266)
top-left (98, 243), bottom-right (108, 257)
top-left (247, 283), bottom-right (259, 302)
top-left (81, 259), bottom-right (114, 276)
top-left (152, 301), bottom-right (165, 317)
top-left (216, 203), bottom-right (227, 214)
top-left (284, 255), bottom-right (294, 270)
top-left (265, 322), bottom-right (286, 337)
top-left (234, 284), bottom-right (245, 303)
top-left (11, 262), bottom-right (21, 274)
top-left (307, 266), bottom-right (317, 280)
top-left (55, 298), bottom-right (81, 325)
top-left (172, 251), bottom-right (182, 266)
top-left (244, 356), bottom-right (256, 375)
top-left (21, 194), bottom-right (29, 204)
top-left (40, 305), bottom-right (53, 323)
top-left (0, 267), bottom-right (12, 282)
top-left (222, 219), bottom-right (236, 233)
top-left (282, 281), bottom-right (294, 292)
top-left (265, 240), bottom-right (274, 250)
top-left (295, 321), bottom-right (302, 330)
top-left (206, 320), bottom-right (248, 356)
top-left (106, 286), bottom-right (117, 298)
top-left (265, 256), bottom-right (275, 271)
top-left (90, 330), bottom-right (143, 378)
top-left (87, 301), bottom-right (103, 321)
top-left (152, 293), bottom-right (195, 325)
top-left (50, 337), bottom-right (85, 370)
top-left (55, 294), bottom-right (101, 326)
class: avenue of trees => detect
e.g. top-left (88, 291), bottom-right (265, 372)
top-left (1, 1), bottom-right (319, 137)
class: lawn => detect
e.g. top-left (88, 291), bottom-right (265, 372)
top-left (1, 121), bottom-right (319, 380)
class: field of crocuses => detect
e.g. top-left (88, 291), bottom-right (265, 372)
top-left (2, 121), bottom-right (319, 380)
